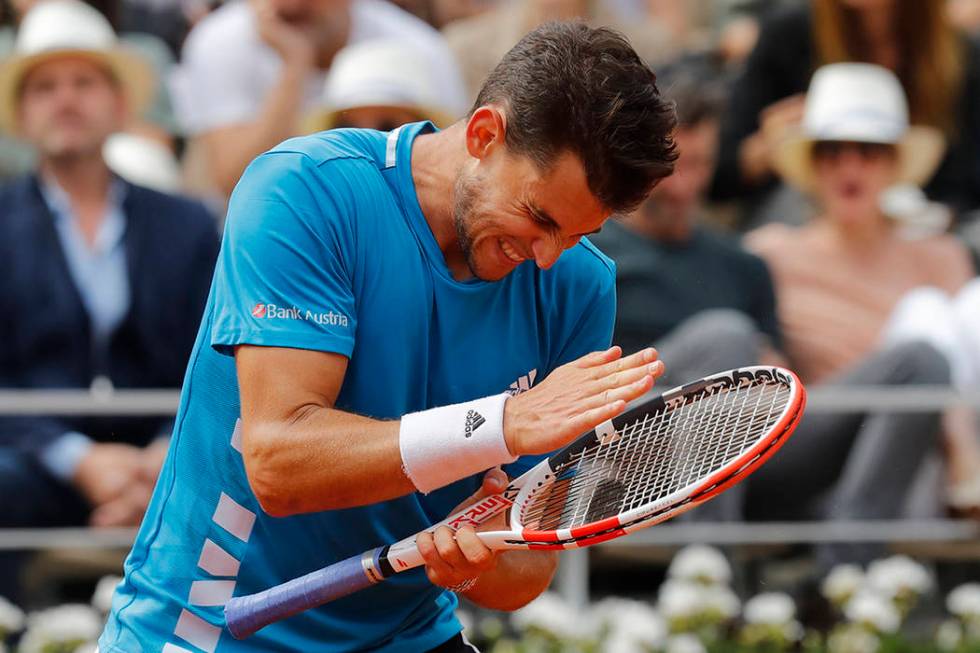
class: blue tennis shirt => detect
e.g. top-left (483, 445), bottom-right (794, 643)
top-left (99, 122), bottom-right (615, 653)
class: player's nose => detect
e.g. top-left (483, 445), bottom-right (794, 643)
top-left (531, 236), bottom-right (561, 270)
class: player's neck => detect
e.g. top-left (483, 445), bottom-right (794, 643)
top-left (411, 123), bottom-right (468, 255)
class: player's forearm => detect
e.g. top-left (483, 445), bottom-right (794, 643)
top-left (208, 60), bottom-right (312, 196)
top-left (242, 406), bottom-right (415, 516)
top-left (462, 550), bottom-right (558, 611)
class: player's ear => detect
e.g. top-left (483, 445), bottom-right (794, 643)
top-left (464, 105), bottom-right (507, 161)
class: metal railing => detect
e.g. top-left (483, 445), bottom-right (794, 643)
top-left (2, 385), bottom-right (979, 416)
top-left (2, 385), bottom-right (979, 606)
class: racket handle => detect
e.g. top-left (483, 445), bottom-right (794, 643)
top-left (224, 547), bottom-right (382, 639)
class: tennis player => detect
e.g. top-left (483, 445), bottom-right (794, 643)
top-left (99, 22), bottom-right (677, 653)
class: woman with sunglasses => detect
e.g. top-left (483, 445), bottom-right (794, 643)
top-left (742, 64), bottom-right (978, 567)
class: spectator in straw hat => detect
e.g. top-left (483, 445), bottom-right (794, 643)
top-left (742, 63), bottom-right (978, 563)
top-left (305, 39), bottom-right (455, 134)
top-left (0, 0), bottom-right (219, 535)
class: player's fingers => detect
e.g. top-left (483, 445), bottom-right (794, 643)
top-left (592, 347), bottom-right (658, 378)
top-left (574, 346), bottom-right (621, 368)
top-left (480, 466), bottom-right (508, 496)
top-left (432, 526), bottom-right (467, 571)
top-left (564, 399), bottom-right (628, 437)
top-left (586, 374), bottom-right (655, 410)
top-left (596, 360), bottom-right (665, 392)
top-left (454, 526), bottom-right (495, 571)
top-left (417, 531), bottom-right (446, 572)
top-left (419, 533), bottom-right (460, 588)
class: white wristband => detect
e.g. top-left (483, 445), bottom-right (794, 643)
top-left (399, 393), bottom-right (516, 494)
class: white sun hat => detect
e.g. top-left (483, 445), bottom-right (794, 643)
top-left (773, 63), bottom-right (945, 193)
top-left (103, 132), bottom-right (181, 193)
top-left (305, 39), bottom-right (456, 133)
top-left (0, 0), bottom-right (155, 133)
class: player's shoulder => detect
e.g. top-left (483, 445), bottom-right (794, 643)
top-left (267, 129), bottom-right (386, 172)
top-left (235, 130), bottom-right (387, 203)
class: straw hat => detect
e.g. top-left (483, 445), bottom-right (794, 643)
top-left (773, 63), bottom-right (945, 193)
top-left (305, 39), bottom-right (455, 133)
top-left (0, 0), bottom-right (155, 133)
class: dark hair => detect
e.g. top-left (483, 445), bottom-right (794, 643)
top-left (473, 21), bottom-right (678, 213)
top-left (656, 56), bottom-right (727, 128)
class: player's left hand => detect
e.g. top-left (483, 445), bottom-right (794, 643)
top-left (417, 467), bottom-right (508, 591)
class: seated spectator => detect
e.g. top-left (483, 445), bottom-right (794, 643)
top-left (742, 64), bottom-right (977, 565)
top-left (304, 39), bottom-right (455, 133)
top-left (442, 0), bottom-right (677, 102)
top-left (590, 60), bottom-right (781, 388)
top-left (711, 0), bottom-right (980, 227)
top-left (0, 0), bottom-right (219, 538)
top-left (171, 0), bottom-right (466, 199)
top-left (0, 0), bottom-right (182, 180)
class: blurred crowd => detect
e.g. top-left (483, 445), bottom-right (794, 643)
top-left (1, 0), bottom-right (980, 603)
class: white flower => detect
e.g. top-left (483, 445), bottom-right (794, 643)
top-left (658, 580), bottom-right (704, 620)
top-left (665, 633), bottom-right (706, 653)
top-left (23, 604), bottom-right (102, 645)
top-left (667, 545), bottom-right (731, 585)
top-left (658, 579), bottom-right (739, 623)
top-left (602, 631), bottom-right (647, 653)
top-left (592, 597), bottom-right (667, 649)
top-left (743, 592), bottom-right (796, 626)
top-left (828, 625), bottom-right (881, 653)
top-left (845, 591), bottom-right (901, 634)
top-left (822, 564), bottom-right (865, 605)
top-left (936, 619), bottom-right (963, 651)
top-left (91, 575), bottom-right (122, 614)
top-left (948, 583), bottom-right (980, 619)
top-left (510, 592), bottom-right (598, 640)
top-left (783, 620), bottom-right (805, 641)
top-left (702, 584), bottom-right (740, 619)
top-left (866, 555), bottom-right (932, 599)
top-left (0, 595), bottom-right (24, 634)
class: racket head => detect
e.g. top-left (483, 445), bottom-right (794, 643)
top-left (506, 365), bottom-right (805, 548)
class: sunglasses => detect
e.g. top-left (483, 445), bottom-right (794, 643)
top-left (812, 140), bottom-right (896, 160)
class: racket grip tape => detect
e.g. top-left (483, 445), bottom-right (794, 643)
top-left (224, 547), bottom-right (383, 639)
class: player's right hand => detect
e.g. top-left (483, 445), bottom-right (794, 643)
top-left (503, 346), bottom-right (664, 456)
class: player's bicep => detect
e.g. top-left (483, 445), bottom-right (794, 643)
top-left (237, 345), bottom-right (349, 420)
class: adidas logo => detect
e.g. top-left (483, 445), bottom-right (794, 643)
top-left (508, 369), bottom-right (538, 396)
top-left (464, 410), bottom-right (486, 438)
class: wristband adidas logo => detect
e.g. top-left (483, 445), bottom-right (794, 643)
top-left (463, 410), bottom-right (486, 438)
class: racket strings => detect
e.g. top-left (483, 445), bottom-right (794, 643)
top-left (520, 381), bottom-right (790, 531)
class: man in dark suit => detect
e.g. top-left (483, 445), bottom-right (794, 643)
top-left (0, 0), bottom-right (219, 535)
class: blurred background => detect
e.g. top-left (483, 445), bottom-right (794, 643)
top-left (0, 0), bottom-right (979, 651)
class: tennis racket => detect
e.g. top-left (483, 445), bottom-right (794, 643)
top-left (225, 365), bottom-right (805, 639)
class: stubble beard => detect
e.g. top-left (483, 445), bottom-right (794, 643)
top-left (452, 170), bottom-right (484, 280)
